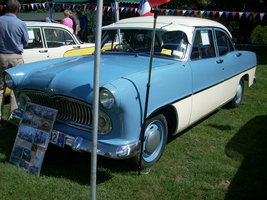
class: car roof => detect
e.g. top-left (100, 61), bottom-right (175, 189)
top-left (103, 16), bottom-right (231, 44)
top-left (25, 21), bottom-right (74, 32)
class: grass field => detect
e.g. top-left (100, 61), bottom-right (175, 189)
top-left (0, 46), bottom-right (266, 200)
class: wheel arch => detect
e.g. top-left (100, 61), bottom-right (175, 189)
top-left (148, 104), bottom-right (178, 136)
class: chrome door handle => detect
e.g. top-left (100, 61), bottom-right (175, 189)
top-left (216, 59), bottom-right (224, 64)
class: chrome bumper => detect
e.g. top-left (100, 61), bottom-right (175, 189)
top-left (9, 109), bottom-right (141, 159)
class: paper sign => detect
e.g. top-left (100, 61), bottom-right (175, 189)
top-left (10, 103), bottom-right (57, 176)
top-left (200, 30), bottom-right (210, 45)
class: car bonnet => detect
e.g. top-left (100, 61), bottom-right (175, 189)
top-left (13, 54), bottom-right (176, 99)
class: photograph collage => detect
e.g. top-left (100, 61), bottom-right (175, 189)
top-left (9, 103), bottom-right (58, 176)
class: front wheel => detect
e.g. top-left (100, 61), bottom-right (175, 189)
top-left (133, 114), bottom-right (168, 169)
top-left (227, 78), bottom-right (244, 108)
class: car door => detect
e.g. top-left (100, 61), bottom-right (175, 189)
top-left (23, 27), bottom-right (50, 63)
top-left (43, 27), bottom-right (82, 59)
top-left (214, 29), bottom-right (240, 102)
top-left (189, 28), bottom-right (225, 123)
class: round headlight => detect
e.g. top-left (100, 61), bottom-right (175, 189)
top-left (17, 94), bottom-right (31, 110)
top-left (99, 88), bottom-right (116, 109)
top-left (4, 73), bottom-right (14, 89)
top-left (98, 114), bottom-right (112, 135)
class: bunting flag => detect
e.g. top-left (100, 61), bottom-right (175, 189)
top-left (138, 0), bottom-right (154, 16)
top-left (1, 1), bottom-right (264, 21)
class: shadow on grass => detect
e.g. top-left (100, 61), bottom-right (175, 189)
top-left (42, 144), bottom-right (136, 185)
top-left (0, 122), bottom-right (18, 163)
top-left (225, 115), bottom-right (267, 199)
top-left (0, 122), bottom-right (136, 186)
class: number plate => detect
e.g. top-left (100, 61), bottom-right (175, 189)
top-left (50, 130), bottom-right (66, 148)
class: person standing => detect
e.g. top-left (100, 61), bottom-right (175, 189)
top-left (0, 0), bottom-right (28, 122)
top-left (102, 10), bottom-right (113, 26)
top-left (61, 10), bottom-right (73, 30)
top-left (76, 11), bottom-right (89, 43)
top-left (69, 10), bottom-right (79, 36)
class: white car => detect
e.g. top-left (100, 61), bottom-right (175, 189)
top-left (23, 21), bottom-right (95, 63)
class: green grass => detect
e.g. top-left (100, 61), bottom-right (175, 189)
top-left (1, 47), bottom-right (267, 200)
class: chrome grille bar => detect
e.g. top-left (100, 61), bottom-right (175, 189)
top-left (26, 93), bottom-right (92, 127)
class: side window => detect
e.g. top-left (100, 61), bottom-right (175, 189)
top-left (190, 29), bottom-right (215, 60)
top-left (44, 28), bottom-right (75, 48)
top-left (161, 31), bottom-right (188, 58)
top-left (215, 30), bottom-right (235, 56)
top-left (25, 28), bottom-right (43, 49)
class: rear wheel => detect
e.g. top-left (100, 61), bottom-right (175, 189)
top-left (134, 114), bottom-right (168, 169)
top-left (227, 78), bottom-right (244, 108)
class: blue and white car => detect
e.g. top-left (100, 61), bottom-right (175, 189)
top-left (4, 16), bottom-right (257, 169)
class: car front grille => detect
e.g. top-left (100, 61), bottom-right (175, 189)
top-left (26, 92), bottom-right (92, 129)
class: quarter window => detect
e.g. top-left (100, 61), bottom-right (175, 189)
top-left (190, 29), bottom-right (215, 60)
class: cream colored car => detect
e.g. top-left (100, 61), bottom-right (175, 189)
top-left (23, 21), bottom-right (95, 63)
top-left (5, 21), bottom-right (95, 97)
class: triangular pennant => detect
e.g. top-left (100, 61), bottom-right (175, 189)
top-left (239, 12), bottom-right (244, 18)
top-left (160, 9), bottom-right (165, 14)
top-left (212, 11), bottom-right (217, 17)
top-left (200, 11), bottom-right (205, 16)
top-left (125, 7), bottom-right (129, 13)
top-left (193, 10), bottom-right (199, 16)
top-left (176, 10), bottom-right (181, 15)
top-left (188, 10), bottom-right (193, 15)
top-left (245, 13), bottom-right (250, 18)
top-left (121, 7), bottom-right (125, 12)
top-left (225, 12), bottom-right (230, 18)
top-left (38, 3), bottom-right (42, 8)
top-left (130, 8), bottom-right (135, 12)
top-left (219, 11), bottom-right (224, 18)
top-left (252, 13), bottom-right (258, 19)
top-left (232, 12), bottom-right (237, 18)
top-left (166, 9), bottom-right (170, 14)
top-left (260, 13), bottom-right (265, 20)
top-left (206, 11), bottom-right (211, 16)
top-left (33, 3), bottom-right (38, 9)
top-left (171, 10), bottom-right (176, 15)
top-left (182, 10), bottom-right (187, 15)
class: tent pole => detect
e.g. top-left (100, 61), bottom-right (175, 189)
top-left (91, 0), bottom-right (103, 199)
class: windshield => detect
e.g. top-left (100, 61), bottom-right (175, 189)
top-left (102, 29), bottom-right (188, 59)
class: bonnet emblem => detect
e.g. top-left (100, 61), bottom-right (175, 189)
top-left (45, 88), bottom-right (58, 92)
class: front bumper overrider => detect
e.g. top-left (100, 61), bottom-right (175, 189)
top-left (9, 109), bottom-right (141, 159)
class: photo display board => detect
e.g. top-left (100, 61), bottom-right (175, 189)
top-left (10, 103), bottom-right (57, 176)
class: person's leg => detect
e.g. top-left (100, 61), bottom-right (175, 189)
top-left (0, 54), bottom-right (8, 120)
top-left (6, 54), bottom-right (24, 118)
